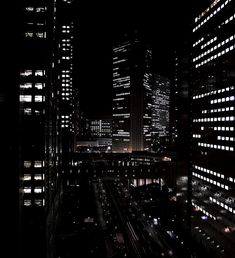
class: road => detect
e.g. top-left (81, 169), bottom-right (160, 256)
top-left (104, 179), bottom-right (177, 258)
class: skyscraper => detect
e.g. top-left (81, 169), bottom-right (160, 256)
top-left (89, 117), bottom-right (112, 150)
top-left (55, 0), bottom-right (76, 172)
top-left (151, 74), bottom-right (170, 143)
top-left (18, 1), bottom-right (53, 257)
top-left (172, 48), bottom-right (191, 159)
top-left (90, 117), bottom-right (112, 138)
top-left (46, 1), bottom-right (77, 258)
top-left (190, 0), bottom-right (235, 256)
top-left (17, 1), bottom-right (77, 257)
top-left (112, 33), bottom-right (152, 153)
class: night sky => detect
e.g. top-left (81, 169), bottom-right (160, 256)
top-left (75, 0), bottom-right (207, 117)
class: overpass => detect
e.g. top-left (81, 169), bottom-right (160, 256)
top-left (64, 152), bottom-right (177, 189)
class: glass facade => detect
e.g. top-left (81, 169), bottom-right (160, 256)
top-left (18, 1), bottom-right (51, 258)
top-left (90, 118), bottom-right (112, 138)
top-left (191, 0), bottom-right (235, 256)
top-left (18, 0), bottom-right (76, 257)
top-left (112, 40), bottom-right (131, 152)
top-left (152, 75), bottom-right (170, 139)
top-left (20, 1), bottom-right (48, 208)
top-left (112, 34), bottom-right (153, 153)
top-left (59, 23), bottom-right (74, 132)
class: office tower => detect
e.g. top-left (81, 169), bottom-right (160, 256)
top-left (17, 0), bottom-right (76, 257)
top-left (18, 1), bottom-right (53, 257)
top-left (172, 49), bottom-right (191, 159)
top-left (45, 1), bottom-right (76, 257)
top-left (89, 117), bottom-right (112, 150)
top-left (19, 0), bottom-right (50, 209)
top-left (2, 3), bottom-right (22, 256)
top-left (90, 118), bottom-right (112, 138)
top-left (78, 111), bottom-right (90, 138)
top-left (112, 33), bottom-right (153, 153)
top-left (170, 54), bottom-right (179, 146)
top-left (73, 88), bottom-right (80, 151)
top-left (151, 74), bottom-right (170, 150)
top-left (191, 0), bottom-right (235, 257)
top-left (56, 0), bottom-right (76, 160)
top-left (170, 47), bottom-right (191, 236)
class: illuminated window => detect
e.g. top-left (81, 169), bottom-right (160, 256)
top-left (35, 7), bottom-right (45, 12)
top-left (36, 32), bottom-right (46, 38)
top-left (34, 161), bottom-right (42, 168)
top-left (36, 22), bottom-right (44, 26)
top-left (25, 7), bottom-right (34, 11)
top-left (35, 199), bottom-right (43, 206)
top-left (34, 174), bottom-right (43, 180)
top-left (20, 95), bottom-right (32, 102)
top-left (35, 95), bottom-right (43, 102)
top-left (34, 110), bottom-right (41, 115)
top-left (35, 83), bottom-right (44, 89)
top-left (34, 187), bottom-right (42, 193)
top-left (35, 70), bottom-right (44, 76)
top-left (24, 108), bottom-right (31, 115)
top-left (24, 161), bottom-right (31, 168)
top-left (20, 70), bottom-right (32, 77)
top-left (24, 174), bottom-right (31, 181)
top-left (24, 187), bottom-right (31, 193)
top-left (25, 32), bottom-right (33, 38)
top-left (20, 83), bottom-right (32, 89)
top-left (24, 200), bottom-right (31, 206)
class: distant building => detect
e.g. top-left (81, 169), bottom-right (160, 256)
top-left (56, 2), bottom-right (77, 160)
top-left (151, 74), bottom-right (170, 149)
top-left (73, 88), bottom-right (80, 151)
top-left (90, 118), bottom-right (112, 138)
top-left (171, 49), bottom-right (190, 157)
top-left (112, 32), bottom-right (152, 153)
top-left (170, 54), bottom-right (179, 146)
top-left (90, 118), bottom-right (112, 148)
top-left (78, 111), bottom-right (90, 138)
top-left (77, 117), bottom-right (112, 152)
top-left (190, 0), bottom-right (235, 257)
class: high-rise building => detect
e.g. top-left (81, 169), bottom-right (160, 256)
top-left (56, 0), bottom-right (76, 162)
top-left (89, 117), bottom-right (112, 150)
top-left (78, 111), bottom-right (90, 138)
top-left (172, 48), bottom-right (191, 159)
top-left (19, 0), bottom-right (50, 212)
top-left (112, 33), bottom-right (152, 153)
top-left (90, 118), bottom-right (112, 138)
top-left (171, 46), bottom-right (192, 240)
top-left (17, 0), bottom-right (77, 257)
top-left (73, 88), bottom-right (80, 151)
top-left (58, 21), bottom-right (74, 131)
top-left (46, 1), bottom-right (77, 258)
top-left (151, 74), bottom-right (170, 141)
top-left (76, 117), bottom-right (112, 152)
top-left (18, 3), bottom-right (52, 257)
top-left (190, 0), bottom-right (235, 256)
top-left (170, 54), bottom-right (179, 146)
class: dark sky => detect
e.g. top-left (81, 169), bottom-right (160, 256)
top-left (75, 0), bottom-right (206, 117)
